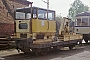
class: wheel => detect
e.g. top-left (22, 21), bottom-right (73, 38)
top-left (69, 45), bottom-right (74, 50)
top-left (40, 48), bottom-right (48, 56)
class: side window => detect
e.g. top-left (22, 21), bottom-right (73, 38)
top-left (82, 18), bottom-right (88, 26)
top-left (38, 9), bottom-right (47, 20)
top-left (16, 12), bottom-right (25, 19)
top-left (48, 11), bottom-right (54, 20)
top-left (26, 13), bottom-right (31, 19)
top-left (77, 18), bottom-right (81, 26)
top-left (33, 8), bottom-right (37, 18)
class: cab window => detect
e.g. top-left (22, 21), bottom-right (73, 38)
top-left (38, 9), bottom-right (47, 20)
top-left (16, 12), bottom-right (25, 19)
top-left (26, 13), bottom-right (31, 19)
top-left (33, 8), bottom-right (37, 18)
top-left (48, 11), bottom-right (54, 20)
top-left (19, 23), bottom-right (28, 29)
top-left (82, 18), bottom-right (88, 26)
top-left (76, 19), bottom-right (81, 26)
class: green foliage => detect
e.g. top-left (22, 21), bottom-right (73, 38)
top-left (68, 0), bottom-right (89, 21)
top-left (55, 14), bottom-right (62, 21)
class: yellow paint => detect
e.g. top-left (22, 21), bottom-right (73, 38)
top-left (32, 19), bottom-right (56, 33)
top-left (32, 19), bottom-right (48, 32)
top-left (48, 21), bottom-right (56, 32)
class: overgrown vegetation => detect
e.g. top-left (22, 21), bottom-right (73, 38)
top-left (67, 0), bottom-right (89, 21)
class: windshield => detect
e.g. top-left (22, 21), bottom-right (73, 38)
top-left (37, 9), bottom-right (55, 20)
top-left (48, 11), bottom-right (54, 20)
top-left (38, 9), bottom-right (47, 19)
top-left (15, 7), bottom-right (55, 20)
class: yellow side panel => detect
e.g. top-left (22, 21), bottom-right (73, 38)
top-left (32, 19), bottom-right (56, 33)
top-left (32, 19), bottom-right (48, 32)
top-left (48, 21), bottom-right (56, 32)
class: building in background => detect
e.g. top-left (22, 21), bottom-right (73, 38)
top-left (0, 0), bottom-right (31, 23)
top-left (0, 0), bottom-right (32, 49)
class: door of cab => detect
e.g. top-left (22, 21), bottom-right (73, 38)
top-left (15, 20), bottom-right (30, 38)
top-left (15, 20), bottom-right (30, 33)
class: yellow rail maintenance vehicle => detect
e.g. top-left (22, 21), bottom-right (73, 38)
top-left (9, 5), bottom-right (83, 55)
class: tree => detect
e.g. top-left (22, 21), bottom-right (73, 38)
top-left (55, 14), bottom-right (62, 21)
top-left (55, 14), bottom-right (62, 34)
top-left (55, 16), bottom-right (62, 21)
top-left (68, 0), bottom-right (89, 21)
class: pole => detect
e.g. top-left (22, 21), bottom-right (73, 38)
top-left (47, 0), bottom-right (49, 10)
top-left (42, 0), bottom-right (49, 29)
top-left (42, 0), bottom-right (49, 9)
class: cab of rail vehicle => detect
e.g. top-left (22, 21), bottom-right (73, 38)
top-left (10, 6), bottom-right (83, 54)
top-left (14, 6), bottom-right (56, 40)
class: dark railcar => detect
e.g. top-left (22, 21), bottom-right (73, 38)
top-left (0, 23), bottom-right (14, 36)
top-left (0, 23), bottom-right (14, 49)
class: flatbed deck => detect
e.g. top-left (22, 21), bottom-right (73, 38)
top-left (30, 40), bottom-right (80, 48)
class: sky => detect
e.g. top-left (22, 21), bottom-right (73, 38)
top-left (27, 0), bottom-right (90, 17)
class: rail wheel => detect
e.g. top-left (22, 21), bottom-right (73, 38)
top-left (40, 48), bottom-right (49, 56)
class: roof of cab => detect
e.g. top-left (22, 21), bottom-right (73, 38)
top-left (16, 6), bottom-right (55, 12)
